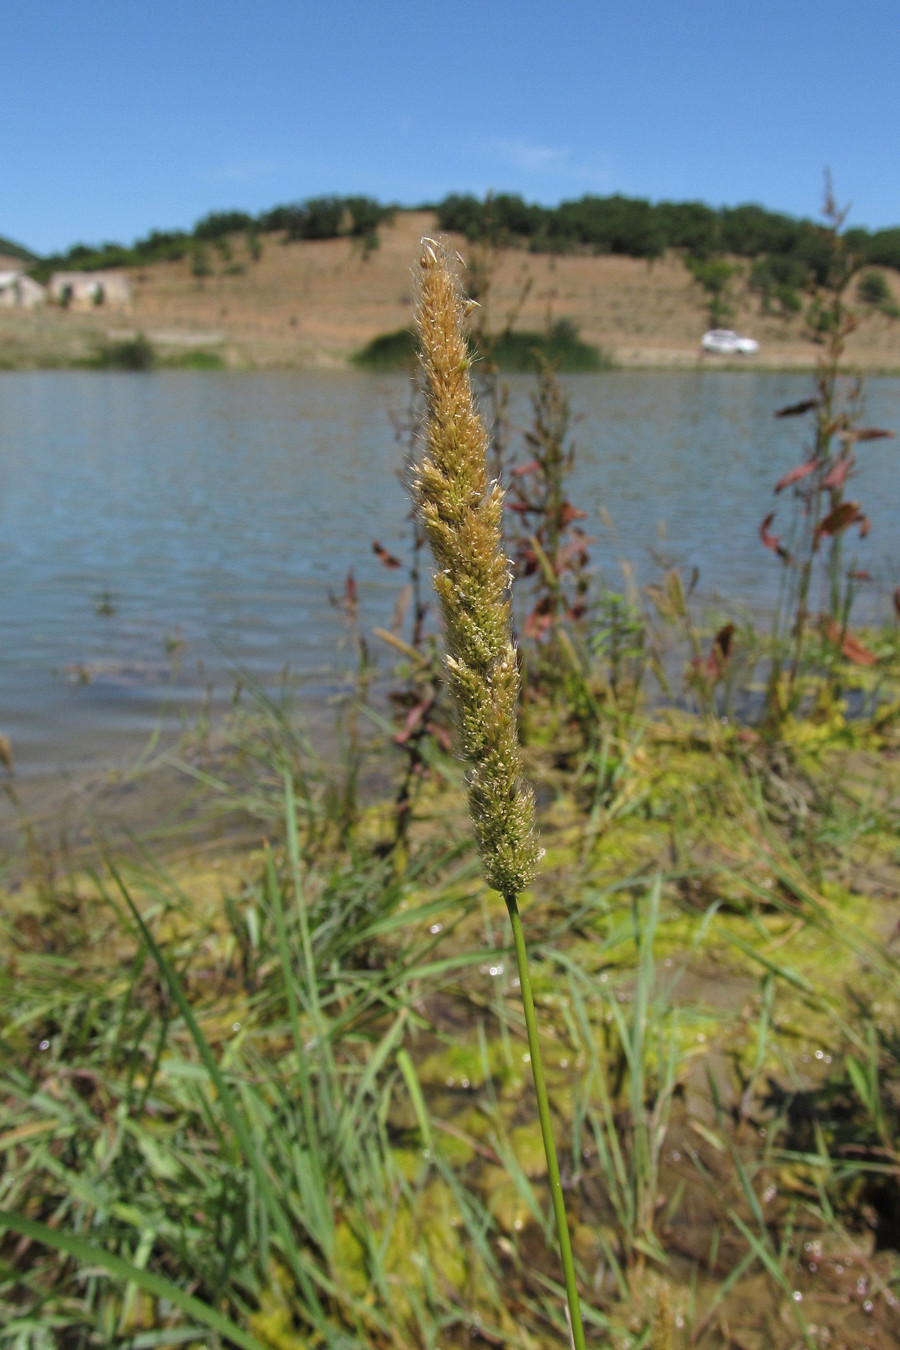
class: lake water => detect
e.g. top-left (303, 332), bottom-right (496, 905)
top-left (2, 369), bottom-right (898, 780)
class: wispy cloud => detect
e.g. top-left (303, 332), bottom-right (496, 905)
top-left (481, 137), bottom-right (613, 191)
top-left (199, 157), bottom-right (297, 185)
top-left (492, 138), bottom-right (573, 174)
top-left (570, 159), bottom-right (615, 189)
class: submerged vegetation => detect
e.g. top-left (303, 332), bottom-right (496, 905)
top-left (2, 198), bottom-right (900, 1348)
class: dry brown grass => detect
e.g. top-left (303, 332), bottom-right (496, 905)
top-left (5, 212), bottom-right (900, 369)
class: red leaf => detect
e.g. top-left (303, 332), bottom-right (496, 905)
top-left (511, 458), bottom-right (541, 477)
top-left (737, 727), bottom-right (761, 745)
top-left (822, 459), bottom-right (852, 490)
top-left (558, 501), bottom-right (587, 527)
top-left (775, 459), bottom-right (819, 493)
top-left (524, 611), bottom-right (553, 639)
top-left (859, 515), bottom-right (871, 538)
top-left (701, 624), bottom-right (736, 682)
top-left (344, 568), bottom-right (357, 603)
top-left (524, 596), bottom-right (554, 639)
top-left (894, 587), bottom-right (900, 619)
top-left (760, 513), bottom-right (778, 551)
top-left (517, 546), bottom-right (539, 576)
top-left (760, 512), bottom-right (790, 560)
top-left (841, 637), bottom-right (874, 669)
top-left (394, 695), bottom-right (434, 745)
top-left (814, 501), bottom-right (863, 547)
top-left (774, 398), bottom-right (819, 418)
top-left (849, 427), bottom-right (895, 442)
top-left (372, 540), bottom-right (402, 569)
top-left (556, 539), bottom-right (590, 572)
top-left (825, 620), bottom-right (877, 666)
top-left (505, 500), bottom-right (533, 514)
top-left (433, 725), bottom-right (453, 753)
top-left (848, 570), bottom-right (871, 581)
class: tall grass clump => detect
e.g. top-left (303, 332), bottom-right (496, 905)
top-left (412, 236), bottom-right (587, 1348)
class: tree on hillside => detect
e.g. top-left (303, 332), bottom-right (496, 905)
top-left (194, 210), bottom-right (255, 240)
top-left (687, 257), bottom-right (740, 327)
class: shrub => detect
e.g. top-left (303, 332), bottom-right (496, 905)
top-left (554, 194), bottom-right (666, 258)
top-left (489, 322), bottom-right (610, 372)
top-left (352, 328), bottom-right (418, 370)
top-left (749, 256), bottom-right (810, 315)
top-left (257, 202), bottom-right (307, 234)
top-left (93, 333), bottom-right (155, 370)
top-left (292, 196), bottom-right (345, 240)
top-left (135, 229), bottom-right (190, 263)
top-left (435, 193), bottom-right (486, 240)
top-left (719, 203), bottom-right (803, 256)
top-left (491, 192), bottom-right (545, 238)
top-left (793, 225), bottom-right (841, 286)
top-left (193, 209), bottom-right (254, 241)
top-left (857, 270), bottom-right (890, 306)
top-left (191, 245), bottom-right (212, 280)
top-left (654, 199), bottom-right (719, 257)
top-left (805, 296), bottom-right (836, 339)
top-left (774, 283), bottom-right (803, 314)
top-left (864, 226), bottom-right (900, 270)
top-left (344, 196), bottom-right (393, 237)
top-left (352, 321), bottom-right (610, 373)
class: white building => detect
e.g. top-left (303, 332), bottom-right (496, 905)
top-left (49, 271), bottom-right (131, 309)
top-left (0, 271), bottom-right (45, 308)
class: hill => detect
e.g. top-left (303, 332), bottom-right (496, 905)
top-left (3, 208), bottom-right (900, 370)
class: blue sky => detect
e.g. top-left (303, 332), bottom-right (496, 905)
top-left (6, 0), bottom-right (900, 255)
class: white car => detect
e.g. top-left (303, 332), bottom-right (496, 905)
top-left (701, 329), bottom-right (759, 356)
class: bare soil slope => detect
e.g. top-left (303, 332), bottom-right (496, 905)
top-left (5, 211), bottom-right (900, 369)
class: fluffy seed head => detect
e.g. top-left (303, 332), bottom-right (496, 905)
top-left (412, 238), bottom-right (539, 896)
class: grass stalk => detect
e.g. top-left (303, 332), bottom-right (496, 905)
top-left (506, 892), bottom-right (587, 1350)
top-left (412, 235), bottom-right (587, 1348)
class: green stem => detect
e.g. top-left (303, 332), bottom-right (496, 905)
top-left (506, 892), bottom-right (587, 1350)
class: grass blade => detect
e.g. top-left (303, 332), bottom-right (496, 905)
top-left (0, 1209), bottom-right (267, 1350)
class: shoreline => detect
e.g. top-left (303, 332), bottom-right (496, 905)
top-left (5, 350), bottom-right (900, 376)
